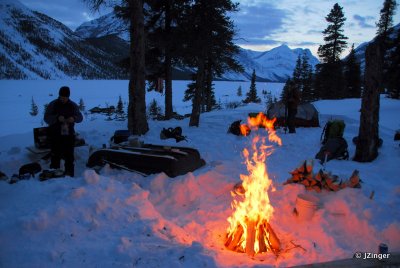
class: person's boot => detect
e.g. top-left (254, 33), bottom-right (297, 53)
top-left (64, 164), bottom-right (74, 177)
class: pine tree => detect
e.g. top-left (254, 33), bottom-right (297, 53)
top-left (85, 0), bottom-right (148, 134)
top-left (300, 53), bottom-right (315, 102)
top-left (179, 0), bottom-right (241, 126)
top-left (244, 69), bottom-right (261, 103)
top-left (386, 28), bottom-right (400, 99)
top-left (148, 98), bottom-right (162, 119)
top-left (237, 85), bottom-right (242, 96)
top-left (30, 97), bottom-right (38, 116)
top-left (376, 0), bottom-right (398, 93)
top-left (115, 95), bottom-right (125, 119)
top-left (280, 78), bottom-right (293, 103)
top-left (317, 3), bottom-right (348, 63)
top-left (376, 0), bottom-right (397, 42)
top-left (343, 44), bottom-right (362, 98)
top-left (315, 3), bottom-right (348, 99)
top-left (78, 98), bottom-right (85, 112)
top-left (292, 55), bottom-right (302, 91)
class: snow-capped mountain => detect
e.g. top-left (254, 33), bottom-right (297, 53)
top-left (0, 0), bottom-right (127, 79)
top-left (74, 12), bottom-right (320, 82)
top-left (75, 12), bottom-right (129, 41)
top-left (0, 1), bottom-right (319, 81)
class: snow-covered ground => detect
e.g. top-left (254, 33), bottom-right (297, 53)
top-left (0, 80), bottom-right (399, 267)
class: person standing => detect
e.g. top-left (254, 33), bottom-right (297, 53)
top-left (44, 86), bottom-right (83, 177)
top-left (287, 85), bottom-right (301, 133)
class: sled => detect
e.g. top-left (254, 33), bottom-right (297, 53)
top-left (86, 144), bottom-right (206, 177)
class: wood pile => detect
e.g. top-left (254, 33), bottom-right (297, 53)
top-left (284, 160), bottom-right (362, 192)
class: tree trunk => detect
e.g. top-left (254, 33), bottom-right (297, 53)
top-left (128, 0), bottom-right (149, 135)
top-left (353, 41), bottom-right (382, 162)
top-left (189, 51), bottom-right (206, 127)
top-left (205, 58), bottom-right (213, 112)
top-left (164, 1), bottom-right (173, 120)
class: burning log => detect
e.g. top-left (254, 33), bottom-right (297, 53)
top-left (225, 220), bottom-right (281, 256)
top-left (225, 224), bottom-right (244, 252)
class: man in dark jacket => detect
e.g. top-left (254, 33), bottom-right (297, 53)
top-left (44, 86), bottom-right (83, 177)
top-left (287, 85), bottom-right (301, 133)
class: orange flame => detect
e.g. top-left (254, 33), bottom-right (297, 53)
top-left (226, 113), bottom-right (281, 255)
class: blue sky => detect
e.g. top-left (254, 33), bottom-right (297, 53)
top-left (19, 0), bottom-right (399, 58)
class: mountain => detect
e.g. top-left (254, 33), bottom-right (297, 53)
top-left (0, 0), bottom-right (128, 79)
top-left (0, 1), bottom-right (319, 81)
top-left (74, 12), bottom-right (320, 82)
top-left (351, 23), bottom-right (400, 70)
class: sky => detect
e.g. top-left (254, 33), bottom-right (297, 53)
top-left (18, 0), bottom-right (400, 57)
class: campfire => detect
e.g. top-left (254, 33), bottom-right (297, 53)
top-left (225, 113), bottom-right (282, 256)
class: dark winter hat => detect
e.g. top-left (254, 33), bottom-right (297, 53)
top-left (59, 86), bottom-right (70, 97)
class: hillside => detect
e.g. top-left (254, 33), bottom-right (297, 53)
top-left (75, 12), bottom-right (320, 82)
top-left (0, 0), bottom-right (127, 79)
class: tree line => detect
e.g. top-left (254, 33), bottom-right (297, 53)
top-left (84, 0), bottom-right (243, 135)
top-left (84, 0), bottom-right (398, 137)
top-left (281, 0), bottom-right (399, 103)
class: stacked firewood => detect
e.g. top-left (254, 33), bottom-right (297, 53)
top-left (284, 160), bottom-right (362, 192)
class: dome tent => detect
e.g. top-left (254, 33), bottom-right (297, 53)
top-left (267, 101), bottom-right (319, 128)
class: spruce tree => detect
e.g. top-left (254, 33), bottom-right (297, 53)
top-left (315, 3), bottom-right (348, 99)
top-left (244, 69), bottom-right (261, 103)
top-left (386, 29), bottom-right (400, 99)
top-left (300, 53), bottom-right (315, 102)
top-left (179, 0), bottom-right (241, 126)
top-left (376, 0), bottom-right (397, 42)
top-left (85, 0), bottom-right (148, 134)
top-left (317, 3), bottom-right (348, 63)
top-left (78, 98), bottom-right (85, 112)
top-left (237, 85), bottom-right (242, 97)
top-left (343, 44), bottom-right (362, 98)
top-left (30, 97), bottom-right (38, 116)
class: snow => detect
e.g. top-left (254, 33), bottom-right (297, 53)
top-left (0, 80), bottom-right (399, 267)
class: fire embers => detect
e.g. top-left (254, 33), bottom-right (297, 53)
top-left (225, 113), bottom-right (282, 256)
top-left (284, 160), bottom-right (362, 192)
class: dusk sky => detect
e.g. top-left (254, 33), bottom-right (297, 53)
top-left (19, 0), bottom-right (399, 58)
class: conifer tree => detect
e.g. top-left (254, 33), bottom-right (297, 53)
top-left (115, 95), bottom-right (125, 119)
top-left (386, 29), bottom-right (400, 99)
top-left (30, 97), bottom-right (38, 116)
top-left (343, 44), bottom-right (362, 98)
top-left (244, 69), bottom-right (261, 103)
top-left (376, 0), bottom-right (397, 42)
top-left (179, 0), bottom-right (241, 126)
top-left (78, 98), bottom-right (85, 112)
top-left (317, 3), bottom-right (348, 63)
top-left (237, 85), bottom-right (242, 96)
top-left (85, 0), bottom-right (148, 134)
top-left (300, 53), bottom-right (315, 102)
top-left (315, 3), bottom-right (348, 99)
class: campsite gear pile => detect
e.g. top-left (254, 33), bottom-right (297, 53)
top-left (315, 120), bottom-right (349, 163)
top-left (283, 160), bottom-right (362, 192)
top-left (90, 129), bottom-right (203, 177)
top-left (87, 143), bottom-right (205, 177)
top-left (227, 120), bottom-right (251, 136)
top-left (160, 127), bottom-right (187, 142)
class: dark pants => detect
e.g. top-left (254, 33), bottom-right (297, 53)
top-left (287, 107), bottom-right (297, 133)
top-left (50, 135), bottom-right (75, 176)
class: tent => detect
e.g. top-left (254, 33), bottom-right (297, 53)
top-left (266, 101), bottom-right (319, 127)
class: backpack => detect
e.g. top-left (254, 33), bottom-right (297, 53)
top-left (227, 120), bottom-right (251, 136)
top-left (321, 120), bottom-right (345, 144)
top-left (160, 127), bottom-right (187, 142)
top-left (315, 137), bottom-right (349, 163)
